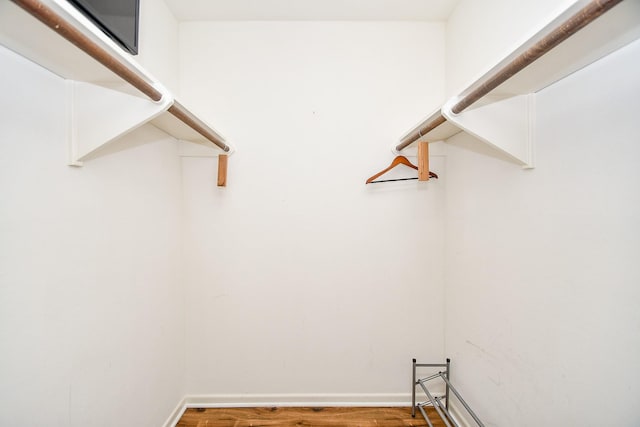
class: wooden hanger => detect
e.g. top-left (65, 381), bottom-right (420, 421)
top-left (366, 155), bottom-right (437, 184)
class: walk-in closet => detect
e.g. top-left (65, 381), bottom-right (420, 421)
top-left (1, 0), bottom-right (639, 425)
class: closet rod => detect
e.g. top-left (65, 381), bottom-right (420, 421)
top-left (167, 100), bottom-right (227, 150)
top-left (395, 0), bottom-right (623, 152)
top-left (11, 0), bottom-right (231, 152)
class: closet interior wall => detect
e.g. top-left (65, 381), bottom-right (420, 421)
top-left (0, 0), bottom-right (186, 425)
top-left (179, 21), bottom-right (447, 399)
top-left (443, 1), bottom-right (640, 425)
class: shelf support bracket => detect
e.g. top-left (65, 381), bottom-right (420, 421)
top-left (217, 154), bottom-right (228, 187)
top-left (418, 141), bottom-right (430, 181)
top-left (442, 94), bottom-right (535, 168)
top-left (67, 80), bottom-right (172, 166)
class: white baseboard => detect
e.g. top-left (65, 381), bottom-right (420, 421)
top-left (184, 393), bottom-right (415, 407)
top-left (162, 397), bottom-right (187, 427)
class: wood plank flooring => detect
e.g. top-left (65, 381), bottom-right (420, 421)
top-left (177, 407), bottom-right (445, 427)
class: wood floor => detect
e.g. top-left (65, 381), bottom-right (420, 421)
top-left (177, 407), bottom-right (445, 427)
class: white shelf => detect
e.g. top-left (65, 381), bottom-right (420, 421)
top-left (0, 0), bottom-right (230, 165)
top-left (401, 0), bottom-right (640, 168)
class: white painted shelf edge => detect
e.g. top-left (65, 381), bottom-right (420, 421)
top-left (0, 0), bottom-right (233, 166)
top-left (398, 0), bottom-right (640, 168)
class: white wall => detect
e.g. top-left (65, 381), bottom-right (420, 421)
top-left (444, 22), bottom-right (640, 427)
top-left (178, 21), bottom-right (447, 400)
top-left (0, 37), bottom-right (184, 427)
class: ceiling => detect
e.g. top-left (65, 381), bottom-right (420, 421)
top-left (163, 0), bottom-right (460, 22)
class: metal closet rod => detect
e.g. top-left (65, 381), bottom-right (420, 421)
top-left (395, 0), bottom-right (624, 152)
top-left (12, 0), bottom-right (230, 152)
